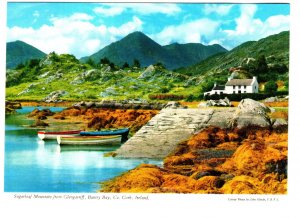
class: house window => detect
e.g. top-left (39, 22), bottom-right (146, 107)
top-left (233, 91), bottom-right (235, 94)
top-left (239, 86), bottom-right (241, 89)
top-left (238, 91), bottom-right (241, 94)
top-left (233, 85), bottom-right (235, 89)
top-left (244, 85), bottom-right (246, 89)
top-left (220, 92), bottom-right (223, 94)
top-left (244, 91), bottom-right (246, 93)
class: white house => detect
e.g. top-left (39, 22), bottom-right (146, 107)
top-left (204, 76), bottom-right (258, 96)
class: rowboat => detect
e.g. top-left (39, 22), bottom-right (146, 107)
top-left (79, 128), bottom-right (129, 142)
top-left (57, 135), bottom-right (122, 146)
top-left (38, 130), bottom-right (81, 140)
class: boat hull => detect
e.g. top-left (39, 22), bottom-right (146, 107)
top-left (38, 130), bottom-right (82, 140)
top-left (57, 135), bottom-right (122, 146)
top-left (79, 128), bottom-right (129, 142)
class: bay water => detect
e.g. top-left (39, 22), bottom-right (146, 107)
top-left (4, 107), bottom-right (161, 193)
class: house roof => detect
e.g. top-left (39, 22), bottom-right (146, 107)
top-left (225, 79), bottom-right (253, 86)
top-left (212, 85), bottom-right (225, 90)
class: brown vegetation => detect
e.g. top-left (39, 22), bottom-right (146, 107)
top-left (101, 125), bottom-right (287, 194)
top-left (54, 108), bottom-right (158, 133)
top-left (264, 101), bottom-right (288, 107)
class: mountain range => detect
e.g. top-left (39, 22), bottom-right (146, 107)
top-left (6, 31), bottom-right (227, 70)
top-left (80, 31), bottom-right (227, 69)
top-left (6, 40), bottom-right (46, 69)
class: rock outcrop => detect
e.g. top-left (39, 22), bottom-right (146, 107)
top-left (72, 100), bottom-right (165, 110)
top-left (163, 101), bottom-right (187, 109)
top-left (198, 97), bottom-right (231, 107)
top-left (43, 90), bottom-right (67, 103)
top-left (230, 98), bottom-right (272, 128)
top-left (115, 99), bottom-right (285, 159)
top-left (5, 101), bottom-right (22, 113)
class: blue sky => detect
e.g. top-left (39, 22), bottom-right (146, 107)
top-left (7, 2), bottom-right (290, 58)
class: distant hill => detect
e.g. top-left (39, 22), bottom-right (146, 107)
top-left (81, 31), bottom-right (227, 69)
top-left (6, 40), bottom-right (46, 69)
top-left (178, 31), bottom-right (289, 78)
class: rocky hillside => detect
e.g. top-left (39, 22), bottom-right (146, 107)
top-left (6, 52), bottom-right (192, 101)
top-left (177, 31), bottom-right (289, 91)
top-left (6, 40), bottom-right (46, 69)
top-left (6, 31), bottom-right (289, 102)
top-left (80, 31), bottom-right (227, 70)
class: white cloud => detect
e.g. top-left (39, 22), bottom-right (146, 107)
top-left (152, 18), bottom-right (220, 45)
top-left (7, 13), bottom-right (143, 58)
top-left (97, 3), bottom-right (181, 16)
top-left (93, 6), bottom-right (124, 17)
top-left (222, 5), bottom-right (289, 49)
top-left (108, 16), bottom-right (142, 36)
top-left (204, 4), bottom-right (233, 16)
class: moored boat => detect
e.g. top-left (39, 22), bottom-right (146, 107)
top-left (38, 130), bottom-right (82, 140)
top-left (79, 128), bottom-right (129, 142)
top-left (57, 135), bottom-right (122, 146)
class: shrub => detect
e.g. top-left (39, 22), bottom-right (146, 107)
top-left (264, 80), bottom-right (278, 93)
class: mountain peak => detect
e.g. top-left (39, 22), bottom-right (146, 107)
top-left (82, 31), bottom-right (227, 69)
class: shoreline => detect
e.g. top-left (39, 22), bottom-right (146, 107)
top-left (10, 99), bottom-right (289, 194)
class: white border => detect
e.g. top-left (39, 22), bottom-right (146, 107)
top-left (1, 0), bottom-right (299, 217)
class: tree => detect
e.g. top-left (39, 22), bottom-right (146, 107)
top-left (154, 62), bottom-right (165, 69)
top-left (86, 58), bottom-right (96, 67)
top-left (122, 62), bottom-right (129, 69)
top-left (27, 59), bottom-right (40, 69)
top-left (256, 55), bottom-right (269, 74)
top-left (264, 80), bottom-right (278, 93)
top-left (15, 63), bottom-right (25, 70)
top-left (201, 80), bottom-right (215, 93)
top-left (100, 57), bottom-right (110, 65)
top-left (133, 59), bottom-right (140, 68)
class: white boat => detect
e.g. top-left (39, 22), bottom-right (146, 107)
top-left (37, 130), bottom-right (81, 140)
top-left (57, 135), bottom-right (122, 146)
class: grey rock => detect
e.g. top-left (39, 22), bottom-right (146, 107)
top-left (264, 96), bottom-right (279, 103)
top-left (229, 99), bottom-right (272, 128)
top-left (164, 101), bottom-right (187, 109)
top-left (238, 98), bottom-right (271, 115)
top-left (272, 118), bottom-right (288, 127)
top-left (138, 65), bottom-right (155, 79)
top-left (199, 97), bottom-right (231, 107)
top-left (43, 90), bottom-right (67, 103)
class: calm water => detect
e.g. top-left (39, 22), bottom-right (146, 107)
top-left (4, 107), bottom-right (162, 193)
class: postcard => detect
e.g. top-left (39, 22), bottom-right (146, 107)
top-left (1, 0), bottom-right (299, 217)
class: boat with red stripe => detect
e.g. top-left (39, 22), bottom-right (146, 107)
top-left (38, 130), bottom-right (82, 140)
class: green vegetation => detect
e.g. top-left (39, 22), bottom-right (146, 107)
top-left (6, 31), bottom-right (289, 102)
top-left (177, 31), bottom-right (289, 95)
top-left (264, 80), bottom-right (278, 93)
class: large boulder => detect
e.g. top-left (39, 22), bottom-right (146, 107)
top-left (230, 99), bottom-right (272, 128)
top-left (237, 98), bottom-right (271, 114)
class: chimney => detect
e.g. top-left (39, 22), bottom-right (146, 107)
top-left (228, 77), bottom-right (231, 81)
top-left (253, 76), bottom-right (257, 81)
top-left (214, 82), bottom-right (217, 87)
